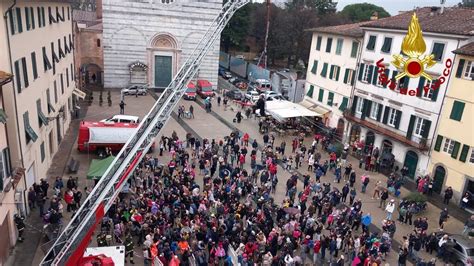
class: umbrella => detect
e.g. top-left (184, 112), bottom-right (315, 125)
top-left (283, 207), bottom-right (299, 215)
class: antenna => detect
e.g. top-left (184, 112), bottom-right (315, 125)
top-left (440, 0), bottom-right (445, 14)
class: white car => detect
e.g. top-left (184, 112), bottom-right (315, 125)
top-left (121, 84), bottom-right (148, 96)
top-left (235, 55), bottom-right (245, 60)
top-left (224, 71), bottom-right (232, 79)
top-left (266, 95), bottom-right (285, 101)
top-left (264, 91), bottom-right (282, 99)
top-left (100, 115), bottom-right (140, 124)
top-left (245, 90), bottom-right (260, 102)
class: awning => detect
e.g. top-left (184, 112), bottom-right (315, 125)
top-left (37, 107), bottom-right (49, 126)
top-left (0, 109), bottom-right (7, 124)
top-left (265, 100), bottom-right (321, 121)
top-left (73, 88), bottom-right (86, 99)
top-left (313, 106), bottom-right (331, 116)
top-left (88, 127), bottom-right (137, 144)
top-left (87, 156), bottom-right (115, 179)
top-left (297, 98), bottom-right (331, 117)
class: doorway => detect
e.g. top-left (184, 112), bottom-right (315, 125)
top-left (382, 139), bottom-right (393, 154)
top-left (463, 179), bottom-right (474, 211)
top-left (154, 55), bottom-right (172, 88)
top-left (433, 166), bottom-right (446, 194)
top-left (336, 119), bottom-right (345, 141)
top-left (365, 131), bottom-right (375, 154)
top-left (403, 150), bottom-right (418, 179)
top-left (349, 125), bottom-right (361, 144)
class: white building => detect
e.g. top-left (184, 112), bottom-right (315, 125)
top-left (346, 7), bottom-right (473, 179)
top-left (303, 23), bottom-right (363, 141)
top-left (102, 0), bottom-right (222, 89)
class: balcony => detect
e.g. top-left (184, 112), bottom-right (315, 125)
top-left (343, 110), bottom-right (429, 151)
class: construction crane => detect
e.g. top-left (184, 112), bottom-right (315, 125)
top-left (256, 0), bottom-right (270, 69)
top-left (41, 1), bottom-right (249, 265)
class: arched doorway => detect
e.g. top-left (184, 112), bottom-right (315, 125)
top-left (382, 139), bottom-right (393, 154)
top-left (349, 125), bottom-right (361, 144)
top-left (365, 131), bottom-right (375, 154)
top-left (403, 150), bottom-right (418, 179)
top-left (433, 166), bottom-right (446, 194)
top-left (129, 61), bottom-right (148, 84)
top-left (336, 119), bottom-right (345, 141)
top-left (81, 63), bottom-right (103, 86)
top-left (148, 33), bottom-right (180, 88)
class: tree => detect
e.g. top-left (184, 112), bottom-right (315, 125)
top-left (458, 0), bottom-right (474, 7)
top-left (221, 3), bottom-right (254, 53)
top-left (340, 3), bottom-right (390, 22)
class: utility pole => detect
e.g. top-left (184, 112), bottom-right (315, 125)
top-left (257, 0), bottom-right (270, 69)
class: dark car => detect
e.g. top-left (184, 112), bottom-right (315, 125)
top-left (225, 89), bottom-right (243, 100)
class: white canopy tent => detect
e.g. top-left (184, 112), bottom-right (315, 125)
top-left (88, 127), bottom-right (137, 144)
top-left (265, 100), bottom-right (321, 122)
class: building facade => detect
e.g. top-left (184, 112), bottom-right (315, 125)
top-left (1, 0), bottom-right (78, 216)
top-left (344, 7), bottom-right (472, 186)
top-left (429, 42), bottom-right (474, 203)
top-left (304, 23), bottom-right (363, 141)
top-left (102, 0), bottom-right (222, 89)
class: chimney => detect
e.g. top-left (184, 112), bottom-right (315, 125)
top-left (440, 0), bottom-right (446, 14)
top-left (370, 11), bottom-right (379, 21)
top-left (430, 6), bottom-right (439, 16)
top-left (96, 0), bottom-right (102, 19)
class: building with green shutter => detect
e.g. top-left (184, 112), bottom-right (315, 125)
top-left (429, 42), bottom-right (474, 204)
top-left (343, 7), bottom-right (473, 183)
top-left (303, 22), bottom-right (364, 142)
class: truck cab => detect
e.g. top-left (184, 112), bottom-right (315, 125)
top-left (184, 82), bottom-right (197, 100)
top-left (252, 79), bottom-right (272, 93)
top-left (196, 79), bottom-right (215, 99)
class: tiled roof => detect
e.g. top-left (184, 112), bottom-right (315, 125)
top-left (73, 10), bottom-right (97, 22)
top-left (86, 22), bottom-right (103, 31)
top-left (0, 71), bottom-right (13, 86)
top-left (307, 22), bottom-right (366, 38)
top-left (362, 7), bottom-right (474, 36)
top-left (453, 42), bottom-right (474, 56)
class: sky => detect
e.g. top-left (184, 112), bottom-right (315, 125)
top-left (335, 0), bottom-right (461, 15)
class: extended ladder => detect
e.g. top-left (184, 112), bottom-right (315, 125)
top-left (41, 1), bottom-right (249, 265)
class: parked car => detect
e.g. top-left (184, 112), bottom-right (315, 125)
top-left (223, 71), bottom-right (232, 79)
top-left (225, 89), bottom-right (243, 100)
top-left (218, 67), bottom-right (226, 77)
top-left (436, 233), bottom-right (474, 265)
top-left (266, 95), bottom-right (285, 101)
top-left (264, 91), bottom-right (282, 99)
top-left (100, 115), bottom-right (140, 124)
top-left (245, 90), bottom-right (260, 102)
top-left (121, 84), bottom-right (148, 96)
top-left (235, 55), bottom-right (245, 60)
top-left (235, 81), bottom-right (248, 90)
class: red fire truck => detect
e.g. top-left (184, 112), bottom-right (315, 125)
top-left (196, 79), bottom-right (215, 98)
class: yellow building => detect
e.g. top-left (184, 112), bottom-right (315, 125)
top-left (429, 42), bottom-right (474, 207)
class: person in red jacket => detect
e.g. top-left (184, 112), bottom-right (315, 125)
top-left (313, 240), bottom-right (321, 264)
top-left (64, 188), bottom-right (75, 212)
top-left (242, 133), bottom-right (250, 147)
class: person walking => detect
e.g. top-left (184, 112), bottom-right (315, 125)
top-left (361, 175), bottom-right (369, 193)
top-left (443, 187), bottom-right (453, 204)
top-left (385, 199), bottom-right (396, 220)
top-left (189, 105), bottom-right (194, 118)
top-left (379, 189), bottom-right (389, 208)
top-left (439, 208), bottom-right (449, 230)
top-left (119, 100), bottom-right (126, 114)
top-left (125, 234), bottom-right (135, 264)
top-left (14, 214), bottom-right (25, 242)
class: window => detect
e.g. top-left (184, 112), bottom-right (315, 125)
top-left (14, 58), bottom-right (29, 92)
top-left (431, 42), bottom-right (445, 61)
top-left (9, 8), bottom-right (23, 35)
top-left (335, 38), bottom-right (343, 55)
top-left (388, 108), bottom-right (397, 127)
top-left (326, 38), bottom-right (333, 53)
top-left (381, 37), bottom-right (392, 53)
top-left (46, 88), bottom-right (52, 113)
top-left (316, 36), bottom-right (322, 51)
top-left (318, 88), bottom-right (324, 102)
top-left (343, 69), bottom-right (355, 85)
top-left (60, 73), bottom-right (64, 94)
top-left (37, 99), bottom-right (49, 127)
top-left (23, 111), bottom-right (38, 143)
top-left (329, 65), bottom-right (340, 81)
top-left (42, 46), bottom-right (52, 72)
top-left (351, 41), bottom-right (358, 58)
top-left (66, 69), bottom-right (70, 87)
top-left (413, 117), bottom-right (428, 137)
top-left (422, 79), bottom-right (434, 99)
top-left (311, 60), bottom-right (318, 74)
top-left (307, 85), bottom-right (314, 98)
top-left (31, 52), bottom-right (38, 80)
top-left (370, 103), bottom-right (380, 119)
top-left (339, 97), bottom-right (348, 111)
top-left (40, 142), bottom-right (45, 163)
top-left (321, 63), bottom-right (328, 77)
top-left (356, 98), bottom-right (364, 114)
top-left (443, 138), bottom-right (455, 154)
top-left (38, 7), bottom-right (45, 28)
top-left (450, 101), bottom-right (465, 121)
top-left (25, 7), bottom-right (31, 31)
top-left (327, 92), bottom-right (334, 106)
top-left (54, 80), bottom-right (58, 103)
top-left (362, 65), bottom-right (370, 83)
top-left (70, 63), bottom-right (74, 81)
top-left (366, 35), bottom-right (376, 51)
top-left (464, 61), bottom-right (474, 80)
top-left (67, 7), bottom-right (70, 20)
top-left (470, 148), bottom-right (474, 164)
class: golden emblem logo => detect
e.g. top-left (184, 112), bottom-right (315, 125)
top-left (391, 13), bottom-right (436, 80)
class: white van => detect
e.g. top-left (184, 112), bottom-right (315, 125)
top-left (100, 115), bottom-right (140, 124)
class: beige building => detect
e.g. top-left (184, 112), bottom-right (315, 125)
top-left (0, 0), bottom-right (79, 220)
top-left (429, 42), bottom-right (474, 205)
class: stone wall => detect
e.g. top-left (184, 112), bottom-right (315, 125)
top-left (102, 0), bottom-right (222, 89)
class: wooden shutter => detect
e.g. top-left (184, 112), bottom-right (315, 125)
top-left (335, 66), bottom-right (340, 81)
top-left (343, 69), bottom-right (349, 84)
top-left (451, 141), bottom-right (461, 159)
top-left (382, 106), bottom-right (389, 124)
top-left (406, 115), bottom-right (416, 140)
top-left (459, 144), bottom-right (470, 162)
top-left (431, 85), bottom-right (439, 102)
top-left (358, 63), bottom-right (365, 81)
top-left (449, 101), bottom-right (465, 121)
top-left (367, 65), bottom-right (374, 82)
top-left (329, 65), bottom-right (334, 79)
top-left (372, 67), bottom-right (379, 85)
top-left (455, 59), bottom-right (465, 78)
top-left (364, 100), bottom-right (372, 117)
top-left (394, 110), bottom-right (402, 129)
top-left (318, 88), bottom-right (324, 102)
top-left (417, 77), bottom-right (425, 97)
top-left (376, 104), bottom-right (383, 121)
top-left (361, 99), bottom-right (368, 120)
top-left (351, 96), bottom-right (358, 114)
top-left (422, 120), bottom-right (431, 139)
top-left (434, 135), bottom-right (443, 151)
top-left (383, 69), bottom-right (390, 88)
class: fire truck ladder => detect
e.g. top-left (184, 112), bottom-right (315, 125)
top-left (41, 1), bottom-right (248, 265)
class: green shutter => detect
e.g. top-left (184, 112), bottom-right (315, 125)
top-left (372, 67), bottom-right (379, 85)
top-left (21, 57), bottom-right (29, 88)
top-left (339, 97), bottom-right (348, 111)
top-left (351, 41), bottom-right (358, 58)
top-left (406, 115), bottom-right (416, 140)
top-left (318, 88), bottom-right (324, 102)
top-left (383, 69), bottom-right (390, 88)
top-left (449, 101), bottom-right (465, 121)
top-left (382, 106), bottom-right (389, 124)
top-left (316, 36), bottom-right (322, 51)
top-left (459, 144), bottom-right (470, 162)
top-left (40, 142), bottom-right (45, 162)
top-left (351, 70), bottom-right (356, 85)
top-left (23, 112), bottom-right (38, 143)
top-left (417, 77), bottom-right (425, 97)
top-left (451, 141), bottom-right (461, 159)
top-left (361, 99), bottom-right (368, 120)
top-left (326, 38), bottom-right (333, 53)
top-left (25, 7), bottom-right (30, 31)
top-left (329, 65), bottom-right (334, 79)
top-left (327, 92), bottom-right (334, 106)
top-left (358, 63), bottom-right (365, 81)
top-left (455, 59), bottom-right (465, 78)
top-left (422, 120), bottom-right (431, 139)
top-left (364, 100), bottom-right (372, 117)
top-left (431, 85), bottom-right (439, 102)
top-left (0, 109), bottom-right (7, 124)
top-left (335, 67), bottom-right (340, 81)
top-left (394, 110), bottom-right (402, 129)
top-left (9, 10), bottom-right (15, 34)
top-left (434, 135), bottom-right (443, 151)
top-left (321, 63), bottom-right (328, 78)
top-left (16, 8), bottom-right (23, 33)
top-left (311, 60), bottom-right (318, 74)
top-left (351, 96), bottom-right (358, 114)
top-left (376, 104), bottom-right (383, 121)
top-left (343, 69), bottom-right (349, 84)
top-left (367, 65), bottom-right (374, 83)
top-left (307, 85), bottom-right (314, 98)
top-left (31, 52), bottom-right (38, 79)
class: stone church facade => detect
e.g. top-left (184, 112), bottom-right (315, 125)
top-left (102, 0), bottom-right (222, 89)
